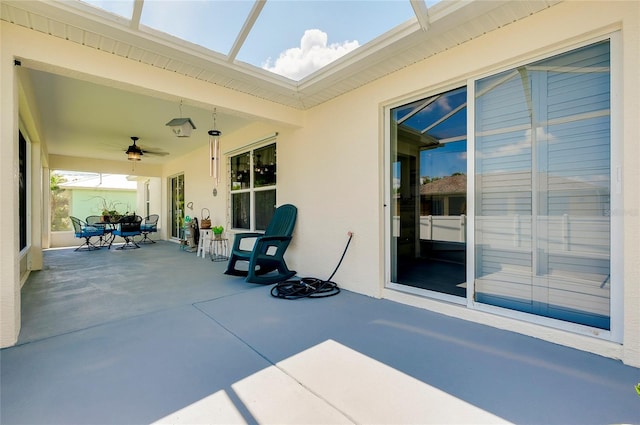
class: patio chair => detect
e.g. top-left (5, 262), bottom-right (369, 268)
top-left (70, 216), bottom-right (104, 251)
top-left (224, 204), bottom-right (297, 284)
top-left (108, 215), bottom-right (143, 250)
top-left (139, 214), bottom-right (159, 244)
top-left (86, 215), bottom-right (113, 246)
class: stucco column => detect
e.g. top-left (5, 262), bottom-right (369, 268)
top-left (0, 23), bottom-right (21, 348)
top-left (29, 139), bottom-right (44, 270)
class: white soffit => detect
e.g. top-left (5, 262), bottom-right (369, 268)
top-left (1, 0), bottom-right (561, 110)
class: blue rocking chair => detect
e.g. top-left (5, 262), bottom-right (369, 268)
top-left (224, 204), bottom-right (297, 284)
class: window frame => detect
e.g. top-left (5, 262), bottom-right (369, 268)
top-left (144, 180), bottom-right (150, 219)
top-left (19, 130), bottom-right (30, 253)
top-left (228, 137), bottom-right (277, 232)
top-left (169, 173), bottom-right (184, 239)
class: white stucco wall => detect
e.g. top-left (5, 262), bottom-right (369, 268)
top-left (160, 122), bottom-right (289, 242)
top-left (1, 1), bottom-right (638, 366)
top-left (1, 24), bottom-right (21, 348)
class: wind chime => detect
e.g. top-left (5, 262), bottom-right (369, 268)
top-left (208, 109), bottom-right (222, 193)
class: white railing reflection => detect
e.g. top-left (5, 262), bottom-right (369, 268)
top-left (392, 215), bottom-right (466, 243)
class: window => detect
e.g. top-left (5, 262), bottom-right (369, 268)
top-left (19, 131), bottom-right (27, 251)
top-left (144, 180), bottom-right (150, 218)
top-left (230, 143), bottom-right (276, 231)
top-left (473, 40), bottom-right (612, 329)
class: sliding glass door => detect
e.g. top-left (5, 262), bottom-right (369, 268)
top-left (474, 40), bottom-right (611, 329)
top-left (388, 38), bottom-right (615, 331)
top-left (389, 87), bottom-right (467, 297)
top-left (170, 174), bottom-right (184, 239)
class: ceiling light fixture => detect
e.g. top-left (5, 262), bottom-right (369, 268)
top-left (166, 100), bottom-right (196, 137)
top-left (208, 109), bottom-right (222, 182)
top-left (126, 136), bottom-right (143, 161)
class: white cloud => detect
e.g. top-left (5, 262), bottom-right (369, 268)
top-left (263, 29), bottom-right (359, 80)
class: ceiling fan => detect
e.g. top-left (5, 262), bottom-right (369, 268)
top-left (124, 136), bottom-right (169, 161)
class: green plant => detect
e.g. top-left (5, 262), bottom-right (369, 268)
top-left (50, 172), bottom-right (72, 231)
top-left (635, 382), bottom-right (640, 396)
top-left (93, 196), bottom-right (124, 217)
top-left (212, 225), bottom-right (224, 234)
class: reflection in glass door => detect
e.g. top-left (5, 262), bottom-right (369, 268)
top-left (474, 41), bottom-right (612, 329)
top-left (389, 87), bottom-right (467, 297)
top-left (170, 174), bottom-right (184, 239)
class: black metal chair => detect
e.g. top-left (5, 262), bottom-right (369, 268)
top-left (139, 214), bottom-right (159, 244)
top-left (70, 216), bottom-right (104, 251)
top-left (86, 215), bottom-right (112, 247)
top-left (224, 204), bottom-right (297, 284)
top-left (108, 215), bottom-right (143, 250)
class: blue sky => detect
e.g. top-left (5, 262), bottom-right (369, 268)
top-left (421, 141), bottom-right (467, 179)
top-left (392, 141), bottom-right (467, 188)
top-left (82, 0), bottom-right (440, 80)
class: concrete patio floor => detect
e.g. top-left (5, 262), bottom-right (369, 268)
top-left (1, 241), bottom-right (639, 424)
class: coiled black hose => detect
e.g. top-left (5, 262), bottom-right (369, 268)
top-left (270, 232), bottom-right (353, 300)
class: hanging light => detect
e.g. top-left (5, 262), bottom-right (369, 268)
top-left (126, 136), bottom-right (143, 161)
top-left (208, 108), bottom-right (222, 181)
top-left (166, 100), bottom-right (196, 137)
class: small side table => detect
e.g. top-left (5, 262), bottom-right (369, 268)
top-left (210, 236), bottom-right (229, 262)
top-left (197, 228), bottom-right (213, 259)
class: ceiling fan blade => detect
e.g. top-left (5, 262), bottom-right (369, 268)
top-left (141, 150), bottom-right (170, 157)
top-left (139, 145), bottom-right (170, 156)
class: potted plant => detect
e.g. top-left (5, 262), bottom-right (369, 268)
top-left (94, 197), bottom-right (124, 222)
top-left (212, 225), bottom-right (224, 239)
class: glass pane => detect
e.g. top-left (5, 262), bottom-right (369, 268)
top-left (231, 152), bottom-right (251, 191)
top-left (238, 0), bottom-right (416, 80)
top-left (232, 192), bottom-right (250, 230)
top-left (390, 86), bottom-right (467, 297)
top-left (254, 144), bottom-right (276, 188)
top-left (255, 190), bottom-right (276, 231)
top-left (401, 87), bottom-right (467, 141)
top-left (474, 40), bottom-right (611, 329)
top-left (79, 0), bottom-right (134, 18)
top-left (171, 174), bottom-right (184, 238)
top-left (19, 133), bottom-right (27, 250)
top-left (140, 0), bottom-right (253, 55)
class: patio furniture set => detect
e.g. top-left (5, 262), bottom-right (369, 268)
top-left (70, 214), bottom-right (159, 251)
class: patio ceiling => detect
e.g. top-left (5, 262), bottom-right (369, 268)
top-left (1, 0), bottom-right (561, 166)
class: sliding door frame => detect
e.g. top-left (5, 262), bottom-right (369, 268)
top-left (384, 31), bottom-right (623, 343)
